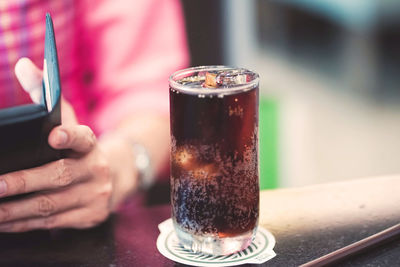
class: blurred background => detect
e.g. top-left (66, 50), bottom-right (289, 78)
top-left (181, 0), bottom-right (400, 189)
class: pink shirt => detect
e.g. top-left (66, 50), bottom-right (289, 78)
top-left (0, 0), bottom-right (189, 135)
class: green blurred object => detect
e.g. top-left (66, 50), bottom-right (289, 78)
top-left (259, 96), bottom-right (279, 190)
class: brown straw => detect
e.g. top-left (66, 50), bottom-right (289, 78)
top-left (300, 223), bottom-right (400, 267)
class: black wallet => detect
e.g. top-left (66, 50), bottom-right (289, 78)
top-left (0, 14), bottom-right (62, 175)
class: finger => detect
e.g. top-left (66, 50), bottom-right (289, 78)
top-left (14, 57), bottom-right (43, 104)
top-left (0, 207), bottom-right (110, 232)
top-left (0, 186), bottom-right (88, 224)
top-left (0, 158), bottom-right (90, 198)
top-left (48, 125), bottom-right (97, 153)
top-left (61, 97), bottom-right (79, 125)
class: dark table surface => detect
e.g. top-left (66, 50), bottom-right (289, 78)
top-left (0, 176), bottom-right (399, 267)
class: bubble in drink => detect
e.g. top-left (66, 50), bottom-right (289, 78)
top-left (169, 66), bottom-right (259, 255)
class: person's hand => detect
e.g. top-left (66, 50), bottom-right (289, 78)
top-left (0, 58), bottom-right (113, 232)
top-left (14, 57), bottom-right (77, 125)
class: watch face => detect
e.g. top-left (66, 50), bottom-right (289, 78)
top-left (132, 143), bottom-right (154, 190)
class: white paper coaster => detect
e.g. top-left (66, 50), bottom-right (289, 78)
top-left (157, 218), bottom-right (276, 266)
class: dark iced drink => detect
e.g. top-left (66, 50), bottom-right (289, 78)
top-left (169, 66), bottom-right (259, 255)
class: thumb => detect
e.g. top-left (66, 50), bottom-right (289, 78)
top-left (15, 57), bottom-right (43, 104)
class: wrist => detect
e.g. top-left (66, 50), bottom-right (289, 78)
top-left (98, 135), bottom-right (139, 209)
top-left (99, 132), bottom-right (155, 193)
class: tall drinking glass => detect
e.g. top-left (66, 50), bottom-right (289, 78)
top-left (169, 66), bottom-right (259, 255)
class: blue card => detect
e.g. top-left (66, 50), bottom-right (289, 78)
top-left (43, 13), bottom-right (61, 112)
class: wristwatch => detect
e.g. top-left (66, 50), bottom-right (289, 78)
top-left (132, 143), bottom-right (154, 190)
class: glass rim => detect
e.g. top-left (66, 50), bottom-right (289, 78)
top-left (169, 65), bottom-right (259, 95)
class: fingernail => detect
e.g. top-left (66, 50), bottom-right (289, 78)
top-left (0, 180), bottom-right (7, 195)
top-left (57, 130), bottom-right (68, 145)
